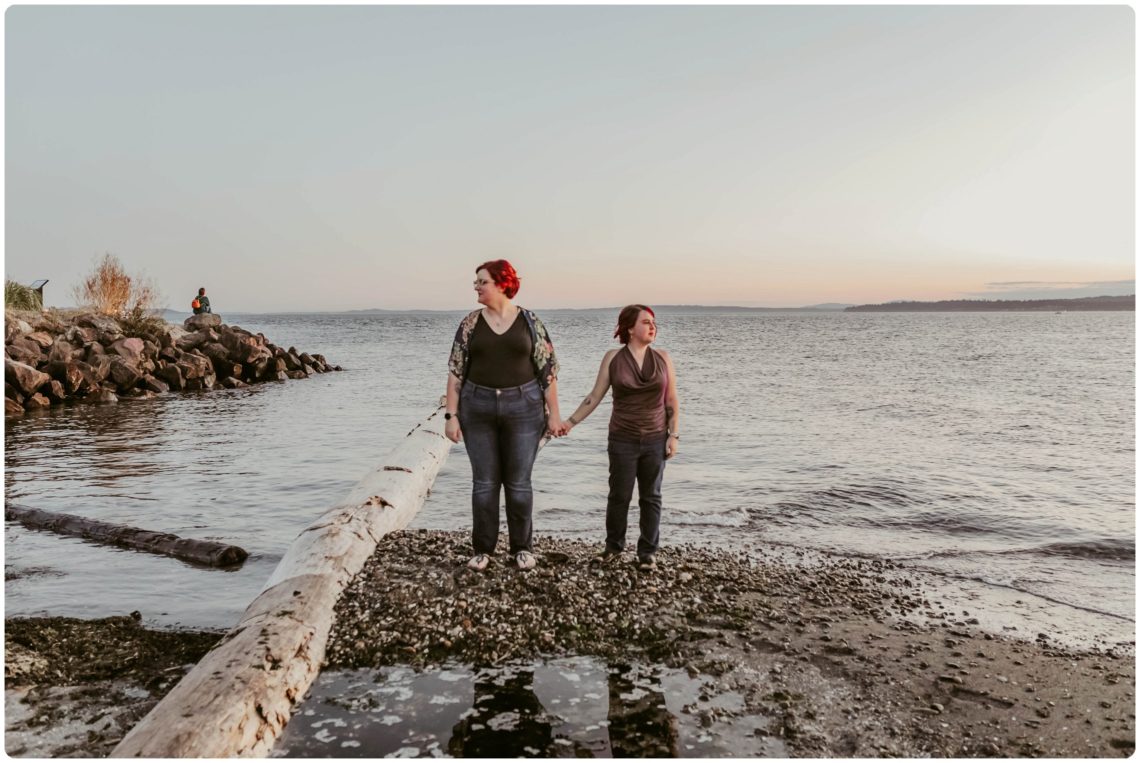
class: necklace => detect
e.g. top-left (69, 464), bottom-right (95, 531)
top-left (483, 306), bottom-right (518, 334)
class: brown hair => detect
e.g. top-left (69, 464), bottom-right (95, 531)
top-left (613, 304), bottom-right (655, 345)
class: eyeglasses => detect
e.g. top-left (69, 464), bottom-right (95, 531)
top-left (473, 279), bottom-right (493, 287)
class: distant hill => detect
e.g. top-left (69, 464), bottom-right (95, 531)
top-left (846, 295), bottom-right (1135, 312)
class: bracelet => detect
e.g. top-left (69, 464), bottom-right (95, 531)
top-left (668, 432), bottom-right (680, 440)
top-left (567, 416), bottom-right (578, 426)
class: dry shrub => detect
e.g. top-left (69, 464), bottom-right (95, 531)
top-left (72, 253), bottom-right (163, 322)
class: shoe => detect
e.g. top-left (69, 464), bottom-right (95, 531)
top-left (637, 554), bottom-right (656, 570)
top-left (592, 549), bottom-right (622, 565)
top-left (515, 551), bottom-right (537, 570)
top-left (467, 553), bottom-right (490, 571)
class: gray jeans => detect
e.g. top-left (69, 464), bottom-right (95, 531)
top-left (605, 433), bottom-right (667, 556)
top-left (458, 379), bottom-right (546, 555)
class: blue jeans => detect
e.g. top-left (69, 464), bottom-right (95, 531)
top-left (605, 433), bottom-right (667, 557)
top-left (458, 379), bottom-right (546, 555)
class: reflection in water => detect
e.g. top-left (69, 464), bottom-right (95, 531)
top-left (607, 663), bottom-right (679, 757)
top-left (447, 670), bottom-right (558, 757)
top-left (273, 657), bottom-right (776, 758)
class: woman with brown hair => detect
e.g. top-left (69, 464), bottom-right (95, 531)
top-left (444, 259), bottom-right (564, 571)
top-left (561, 305), bottom-right (680, 569)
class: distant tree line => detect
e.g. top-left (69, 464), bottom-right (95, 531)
top-left (845, 295), bottom-right (1135, 312)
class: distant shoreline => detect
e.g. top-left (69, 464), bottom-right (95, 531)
top-left (845, 295), bottom-right (1134, 312)
top-left (154, 296), bottom-right (1136, 318)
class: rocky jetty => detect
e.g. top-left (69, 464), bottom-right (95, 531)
top-left (4, 310), bottom-right (341, 416)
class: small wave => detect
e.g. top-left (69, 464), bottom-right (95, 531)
top-left (759, 482), bottom-right (923, 526)
top-left (1033, 538), bottom-right (1134, 562)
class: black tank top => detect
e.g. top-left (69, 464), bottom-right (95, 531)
top-left (466, 312), bottom-right (534, 388)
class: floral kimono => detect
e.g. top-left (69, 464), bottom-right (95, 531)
top-left (448, 307), bottom-right (559, 391)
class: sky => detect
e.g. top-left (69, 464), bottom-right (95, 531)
top-left (5, 5), bottom-right (1135, 312)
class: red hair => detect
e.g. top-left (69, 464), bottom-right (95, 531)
top-left (476, 260), bottom-right (520, 299)
top-left (614, 304), bottom-right (655, 345)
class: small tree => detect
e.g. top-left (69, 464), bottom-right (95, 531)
top-left (72, 253), bottom-right (162, 318)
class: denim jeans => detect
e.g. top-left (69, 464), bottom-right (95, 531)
top-left (605, 433), bottom-right (667, 556)
top-left (458, 379), bottom-right (546, 555)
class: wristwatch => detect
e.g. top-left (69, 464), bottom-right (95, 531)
top-left (444, 412), bottom-right (457, 420)
top-left (668, 432), bottom-right (680, 440)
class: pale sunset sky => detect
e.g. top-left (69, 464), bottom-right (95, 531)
top-left (5, 5), bottom-right (1135, 311)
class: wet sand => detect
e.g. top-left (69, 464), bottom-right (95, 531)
top-left (4, 614), bottom-right (221, 757)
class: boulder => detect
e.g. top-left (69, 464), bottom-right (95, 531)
top-left (178, 353), bottom-right (213, 380)
top-left (77, 314), bottom-right (123, 337)
top-left (156, 364), bottom-right (185, 391)
top-left (66, 325), bottom-right (98, 345)
top-left (25, 332), bottom-right (54, 350)
top-left (5, 359), bottom-right (51, 396)
top-left (107, 357), bottom-right (143, 390)
top-left (43, 380), bottom-right (67, 402)
top-left (48, 339), bottom-right (74, 364)
top-left (5, 319), bottom-right (33, 341)
top-left (24, 393), bottom-right (51, 409)
top-left (84, 343), bottom-right (106, 364)
top-left (5, 341), bottom-right (42, 367)
top-left (183, 313), bottom-right (222, 331)
top-left (86, 388), bottom-right (119, 405)
top-left (220, 377), bottom-right (247, 389)
top-left (5, 382), bottom-right (23, 403)
top-left (5, 398), bottom-right (24, 416)
top-left (109, 337), bottom-right (146, 363)
top-left (287, 370), bottom-right (308, 380)
top-left (158, 346), bottom-right (180, 363)
top-left (45, 360), bottom-right (87, 395)
top-left (160, 325), bottom-right (189, 349)
top-left (176, 329), bottom-right (217, 352)
top-left (283, 352), bottom-right (301, 371)
top-left (89, 356), bottom-right (113, 383)
top-left (140, 375), bottom-right (170, 394)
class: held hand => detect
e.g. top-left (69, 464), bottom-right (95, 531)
top-left (559, 420), bottom-right (575, 437)
top-left (546, 417), bottom-right (565, 438)
top-left (665, 436), bottom-right (678, 460)
top-left (445, 417), bottom-right (462, 443)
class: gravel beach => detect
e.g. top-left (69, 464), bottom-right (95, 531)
top-left (322, 529), bottom-right (1135, 757)
top-left (5, 530), bottom-right (1134, 757)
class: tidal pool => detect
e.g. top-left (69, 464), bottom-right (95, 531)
top-left (272, 656), bottom-right (784, 758)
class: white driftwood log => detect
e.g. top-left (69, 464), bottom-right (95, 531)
top-left (113, 406), bottom-right (452, 757)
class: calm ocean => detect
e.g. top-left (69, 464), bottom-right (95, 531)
top-left (4, 310), bottom-right (1134, 646)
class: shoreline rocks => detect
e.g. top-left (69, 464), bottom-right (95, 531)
top-left (4, 310), bottom-right (342, 416)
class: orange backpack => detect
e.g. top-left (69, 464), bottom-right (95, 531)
top-left (191, 298), bottom-right (201, 309)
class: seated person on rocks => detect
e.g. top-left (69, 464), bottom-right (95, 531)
top-left (191, 288), bottom-right (211, 315)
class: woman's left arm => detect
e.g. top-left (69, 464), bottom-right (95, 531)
top-left (661, 350), bottom-right (681, 459)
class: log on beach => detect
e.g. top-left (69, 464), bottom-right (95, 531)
top-left (112, 406), bottom-right (452, 758)
top-left (4, 503), bottom-right (249, 567)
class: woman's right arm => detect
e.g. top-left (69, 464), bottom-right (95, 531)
top-left (563, 350), bottom-right (616, 434)
top-left (444, 372), bottom-right (462, 443)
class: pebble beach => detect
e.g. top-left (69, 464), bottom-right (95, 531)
top-left (5, 529), bottom-right (1135, 757)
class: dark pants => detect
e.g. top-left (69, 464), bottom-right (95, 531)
top-left (605, 433), bottom-right (667, 557)
top-left (458, 379), bottom-right (546, 555)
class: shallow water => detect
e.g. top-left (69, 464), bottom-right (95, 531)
top-left (272, 657), bottom-right (783, 758)
top-left (4, 310), bottom-right (1134, 638)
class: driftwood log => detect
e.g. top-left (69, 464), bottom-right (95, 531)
top-left (113, 406), bottom-right (452, 757)
top-left (4, 503), bottom-right (248, 567)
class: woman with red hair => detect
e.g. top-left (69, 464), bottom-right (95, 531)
top-left (561, 305), bottom-right (680, 570)
top-left (444, 260), bottom-right (564, 571)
